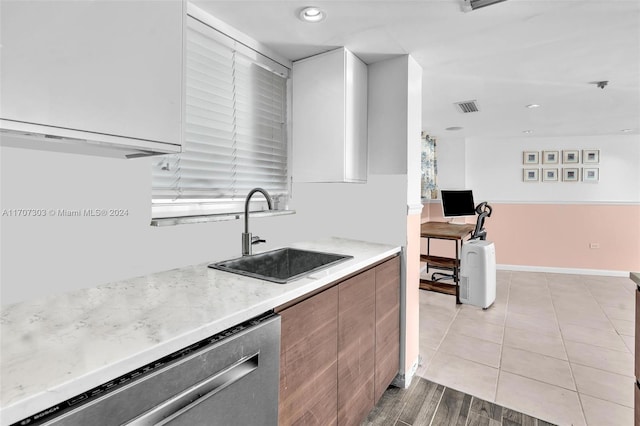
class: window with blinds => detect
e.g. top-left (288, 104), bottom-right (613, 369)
top-left (152, 16), bottom-right (289, 219)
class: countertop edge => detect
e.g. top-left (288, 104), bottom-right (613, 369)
top-left (631, 272), bottom-right (640, 287)
top-left (0, 240), bottom-right (401, 425)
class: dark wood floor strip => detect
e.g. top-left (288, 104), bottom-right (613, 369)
top-left (363, 378), bottom-right (419, 426)
top-left (413, 383), bottom-right (445, 425)
top-left (521, 413), bottom-right (537, 426)
top-left (467, 411), bottom-right (501, 426)
top-left (363, 377), bottom-right (557, 426)
top-left (455, 393), bottom-right (472, 426)
top-left (364, 387), bottom-right (407, 426)
top-left (470, 397), bottom-right (503, 422)
top-left (397, 378), bottom-right (440, 424)
top-left (431, 387), bottom-right (468, 425)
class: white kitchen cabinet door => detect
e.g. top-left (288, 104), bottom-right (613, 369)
top-left (292, 47), bottom-right (368, 183)
top-left (0, 0), bottom-right (184, 152)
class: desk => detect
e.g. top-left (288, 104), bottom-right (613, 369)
top-left (420, 221), bottom-right (475, 304)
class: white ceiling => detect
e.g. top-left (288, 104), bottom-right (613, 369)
top-left (193, 0), bottom-right (640, 140)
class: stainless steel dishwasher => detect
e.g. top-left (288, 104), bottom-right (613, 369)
top-left (14, 313), bottom-right (280, 426)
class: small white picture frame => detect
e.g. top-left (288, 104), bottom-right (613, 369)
top-left (562, 150), bottom-right (579, 164)
top-left (563, 168), bottom-right (580, 182)
top-left (542, 150), bottom-right (559, 164)
top-left (583, 149), bottom-right (600, 164)
top-left (523, 151), bottom-right (539, 164)
top-left (583, 167), bottom-right (599, 183)
top-left (523, 168), bottom-right (539, 182)
top-left (542, 168), bottom-right (558, 182)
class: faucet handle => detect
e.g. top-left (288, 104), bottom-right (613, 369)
top-left (251, 236), bottom-right (266, 245)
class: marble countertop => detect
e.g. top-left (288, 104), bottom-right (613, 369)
top-left (0, 237), bottom-right (400, 425)
top-left (631, 272), bottom-right (640, 287)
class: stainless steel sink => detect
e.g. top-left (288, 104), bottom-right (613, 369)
top-left (209, 248), bottom-right (353, 284)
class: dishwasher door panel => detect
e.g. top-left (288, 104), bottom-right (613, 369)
top-left (41, 315), bottom-right (280, 426)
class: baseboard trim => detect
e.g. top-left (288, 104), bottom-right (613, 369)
top-left (497, 264), bottom-right (630, 277)
top-left (393, 356), bottom-right (419, 389)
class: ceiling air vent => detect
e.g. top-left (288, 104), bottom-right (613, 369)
top-left (454, 100), bottom-right (480, 113)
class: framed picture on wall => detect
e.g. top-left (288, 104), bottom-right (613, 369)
top-left (523, 151), bottom-right (539, 164)
top-left (563, 168), bottom-right (580, 182)
top-left (562, 150), bottom-right (579, 164)
top-left (542, 150), bottom-right (559, 164)
top-left (583, 149), bottom-right (600, 164)
top-left (542, 168), bottom-right (558, 182)
top-left (523, 168), bottom-right (539, 182)
top-left (583, 167), bottom-right (599, 183)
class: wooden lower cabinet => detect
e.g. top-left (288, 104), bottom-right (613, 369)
top-left (338, 269), bottom-right (376, 426)
top-left (635, 381), bottom-right (639, 426)
top-left (635, 288), bottom-right (640, 379)
top-left (279, 286), bottom-right (339, 425)
top-left (277, 256), bottom-right (400, 426)
top-left (375, 256), bottom-right (401, 402)
top-left (635, 288), bottom-right (639, 425)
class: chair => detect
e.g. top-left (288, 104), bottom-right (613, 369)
top-left (471, 202), bottom-right (492, 240)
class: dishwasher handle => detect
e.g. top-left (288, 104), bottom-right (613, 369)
top-left (125, 352), bottom-right (260, 426)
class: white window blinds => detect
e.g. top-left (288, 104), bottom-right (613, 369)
top-left (152, 17), bottom-right (289, 219)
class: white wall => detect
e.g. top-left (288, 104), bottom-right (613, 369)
top-left (367, 55), bottom-right (423, 384)
top-left (466, 134), bottom-right (640, 203)
top-left (0, 146), bottom-right (411, 306)
top-left (406, 56), bottom-right (423, 209)
top-left (434, 136), bottom-right (466, 190)
top-left (283, 177), bottom-right (408, 247)
top-left (0, 146), bottom-right (247, 304)
top-left (0, 56), bottom-right (417, 305)
top-left (368, 57), bottom-right (408, 176)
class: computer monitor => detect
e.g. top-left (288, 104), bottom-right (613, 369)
top-left (441, 190), bottom-right (476, 218)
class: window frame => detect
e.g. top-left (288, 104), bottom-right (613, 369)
top-left (151, 11), bottom-right (292, 224)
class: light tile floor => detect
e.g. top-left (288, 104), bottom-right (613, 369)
top-left (415, 270), bottom-right (635, 426)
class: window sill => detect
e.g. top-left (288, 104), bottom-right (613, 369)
top-left (150, 209), bottom-right (296, 227)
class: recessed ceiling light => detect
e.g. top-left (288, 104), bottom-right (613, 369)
top-left (299, 7), bottom-right (326, 23)
top-left (523, 130), bottom-right (533, 134)
top-left (445, 126), bottom-right (464, 131)
top-left (526, 104), bottom-right (541, 109)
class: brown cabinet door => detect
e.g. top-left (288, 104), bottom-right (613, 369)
top-left (635, 289), bottom-right (640, 377)
top-left (635, 381), bottom-right (639, 426)
top-left (279, 286), bottom-right (339, 426)
top-left (635, 290), bottom-right (639, 426)
top-left (374, 256), bottom-right (401, 402)
top-left (338, 269), bottom-right (376, 426)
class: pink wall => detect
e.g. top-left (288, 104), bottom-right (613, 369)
top-left (421, 202), bottom-right (640, 273)
top-left (405, 213), bottom-right (421, 377)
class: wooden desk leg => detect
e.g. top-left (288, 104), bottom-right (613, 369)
top-left (455, 240), bottom-right (460, 304)
top-left (426, 238), bottom-right (431, 276)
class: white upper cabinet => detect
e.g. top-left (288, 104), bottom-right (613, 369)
top-left (292, 48), bottom-right (368, 183)
top-left (0, 0), bottom-right (184, 158)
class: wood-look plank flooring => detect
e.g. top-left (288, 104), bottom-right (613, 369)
top-left (362, 377), bottom-right (556, 426)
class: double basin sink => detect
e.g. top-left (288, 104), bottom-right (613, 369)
top-left (209, 248), bottom-right (353, 284)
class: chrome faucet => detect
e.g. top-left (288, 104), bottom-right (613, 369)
top-left (242, 188), bottom-right (273, 256)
